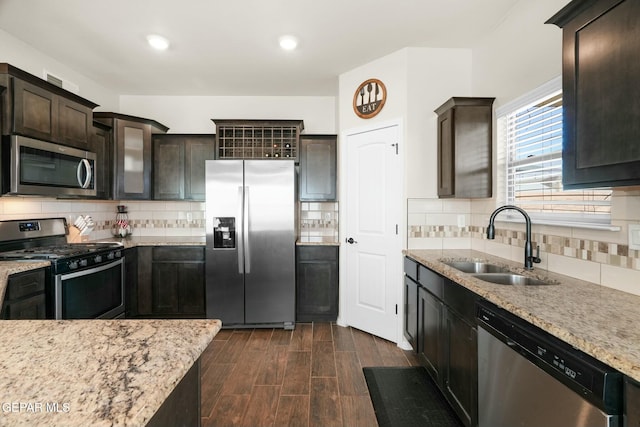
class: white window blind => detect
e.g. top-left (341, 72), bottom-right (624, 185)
top-left (502, 87), bottom-right (611, 225)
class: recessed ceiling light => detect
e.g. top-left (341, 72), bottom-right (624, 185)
top-left (279, 35), bottom-right (298, 51)
top-left (147, 34), bottom-right (170, 51)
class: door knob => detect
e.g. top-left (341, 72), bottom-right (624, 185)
top-left (346, 237), bottom-right (358, 244)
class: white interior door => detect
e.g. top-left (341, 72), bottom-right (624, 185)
top-left (343, 124), bottom-right (401, 342)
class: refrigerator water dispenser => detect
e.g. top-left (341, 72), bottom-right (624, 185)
top-left (213, 217), bottom-right (236, 249)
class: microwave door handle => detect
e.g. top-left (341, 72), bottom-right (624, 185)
top-left (77, 159), bottom-right (92, 189)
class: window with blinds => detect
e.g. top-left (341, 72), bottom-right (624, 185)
top-left (502, 87), bottom-right (611, 224)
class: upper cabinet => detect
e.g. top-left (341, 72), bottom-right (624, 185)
top-left (298, 135), bottom-right (337, 201)
top-left (212, 119), bottom-right (303, 160)
top-left (90, 120), bottom-right (113, 200)
top-left (94, 112), bottom-right (169, 200)
top-left (547, 0), bottom-right (640, 189)
top-left (152, 134), bottom-right (215, 201)
top-left (0, 63), bottom-right (97, 149)
top-left (434, 97), bottom-right (494, 198)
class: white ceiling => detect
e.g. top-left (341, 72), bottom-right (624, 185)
top-left (0, 0), bottom-right (520, 96)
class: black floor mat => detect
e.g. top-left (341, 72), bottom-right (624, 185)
top-left (363, 366), bottom-right (464, 427)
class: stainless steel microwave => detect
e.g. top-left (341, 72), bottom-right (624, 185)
top-left (3, 135), bottom-right (97, 197)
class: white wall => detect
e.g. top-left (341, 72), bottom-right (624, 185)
top-left (0, 29), bottom-right (119, 111)
top-left (471, 0), bottom-right (564, 110)
top-left (405, 48), bottom-right (472, 199)
top-left (118, 95), bottom-right (337, 134)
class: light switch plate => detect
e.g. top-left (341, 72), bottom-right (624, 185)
top-left (629, 224), bottom-right (640, 250)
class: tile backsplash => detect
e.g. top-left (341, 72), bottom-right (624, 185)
top-left (0, 197), bottom-right (339, 243)
top-left (0, 198), bottom-right (205, 240)
top-left (298, 202), bottom-right (339, 243)
top-left (408, 198), bottom-right (640, 296)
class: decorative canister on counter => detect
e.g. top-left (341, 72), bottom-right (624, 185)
top-left (113, 205), bottom-right (132, 238)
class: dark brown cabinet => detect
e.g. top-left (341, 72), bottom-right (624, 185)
top-left (404, 275), bottom-right (419, 351)
top-left (625, 376), bottom-right (640, 426)
top-left (152, 134), bottom-right (215, 200)
top-left (94, 112), bottom-right (169, 200)
top-left (213, 119), bottom-right (303, 159)
top-left (442, 278), bottom-right (479, 427)
top-left (299, 135), bottom-right (337, 201)
top-left (296, 245), bottom-right (338, 322)
top-left (547, 0), bottom-right (640, 188)
top-left (403, 257), bottom-right (478, 427)
top-left (90, 120), bottom-right (113, 199)
top-left (417, 264), bottom-right (445, 386)
top-left (0, 64), bottom-right (97, 149)
top-left (136, 246), bottom-right (205, 318)
top-left (435, 97), bottom-right (494, 198)
top-left (124, 247), bottom-right (138, 318)
top-left (1, 268), bottom-right (47, 319)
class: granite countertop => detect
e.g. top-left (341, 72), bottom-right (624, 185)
top-left (405, 249), bottom-right (640, 382)
top-left (0, 318), bottom-right (221, 426)
top-left (103, 236), bottom-right (206, 248)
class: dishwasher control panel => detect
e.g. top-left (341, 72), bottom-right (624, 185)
top-left (477, 302), bottom-right (623, 414)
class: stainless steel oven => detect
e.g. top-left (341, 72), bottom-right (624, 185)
top-left (55, 257), bottom-right (124, 319)
top-left (0, 218), bottom-right (125, 319)
top-left (2, 135), bottom-right (97, 197)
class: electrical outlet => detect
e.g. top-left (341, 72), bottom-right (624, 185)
top-left (629, 224), bottom-right (640, 250)
top-left (457, 215), bottom-right (466, 228)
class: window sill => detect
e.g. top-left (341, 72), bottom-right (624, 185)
top-left (495, 217), bottom-right (621, 232)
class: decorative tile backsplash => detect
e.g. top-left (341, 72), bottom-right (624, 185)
top-left (298, 202), bottom-right (339, 243)
top-left (408, 224), bottom-right (640, 270)
top-left (0, 198), bottom-right (338, 243)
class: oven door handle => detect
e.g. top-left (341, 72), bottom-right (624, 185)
top-left (76, 159), bottom-right (92, 189)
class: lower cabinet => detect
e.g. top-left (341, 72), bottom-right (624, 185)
top-left (443, 302), bottom-right (478, 427)
top-left (404, 275), bottom-right (419, 350)
top-left (124, 247), bottom-right (138, 318)
top-left (403, 257), bottom-right (478, 427)
top-left (296, 245), bottom-right (338, 322)
top-left (1, 268), bottom-right (47, 319)
top-left (136, 246), bottom-right (205, 318)
top-left (419, 286), bottom-right (444, 385)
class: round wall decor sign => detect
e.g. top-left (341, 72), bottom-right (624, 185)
top-left (353, 78), bottom-right (387, 119)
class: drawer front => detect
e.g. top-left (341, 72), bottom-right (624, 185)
top-left (404, 257), bottom-right (419, 282)
top-left (297, 245), bottom-right (338, 262)
top-left (7, 269), bottom-right (46, 300)
top-left (3, 293), bottom-right (46, 320)
top-left (444, 279), bottom-right (478, 324)
top-left (418, 265), bottom-right (444, 300)
top-left (152, 246), bottom-right (204, 262)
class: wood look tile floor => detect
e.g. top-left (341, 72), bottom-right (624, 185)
top-left (200, 322), bottom-right (420, 427)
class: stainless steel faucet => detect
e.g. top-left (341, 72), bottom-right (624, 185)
top-left (486, 205), bottom-right (541, 270)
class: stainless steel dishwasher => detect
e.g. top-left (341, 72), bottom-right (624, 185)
top-left (477, 300), bottom-right (623, 427)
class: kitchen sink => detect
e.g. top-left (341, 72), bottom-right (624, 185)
top-left (471, 273), bottom-right (556, 286)
top-left (442, 260), bottom-right (511, 274)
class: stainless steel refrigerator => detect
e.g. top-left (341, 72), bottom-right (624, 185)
top-left (205, 160), bottom-right (295, 329)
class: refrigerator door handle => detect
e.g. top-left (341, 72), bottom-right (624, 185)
top-left (237, 186), bottom-right (244, 274)
top-left (244, 185), bottom-right (251, 274)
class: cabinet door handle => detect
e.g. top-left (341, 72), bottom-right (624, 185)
top-left (346, 237), bottom-right (358, 244)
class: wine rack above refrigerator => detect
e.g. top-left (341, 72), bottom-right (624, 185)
top-left (212, 119), bottom-right (304, 160)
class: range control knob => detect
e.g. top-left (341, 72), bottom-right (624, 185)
top-left (115, 250), bottom-right (122, 258)
top-left (107, 252), bottom-right (115, 260)
top-left (68, 261), bottom-right (79, 270)
top-left (79, 259), bottom-right (88, 268)
top-left (94, 255), bottom-right (102, 263)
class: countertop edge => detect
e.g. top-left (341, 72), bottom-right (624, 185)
top-left (404, 249), bottom-right (640, 382)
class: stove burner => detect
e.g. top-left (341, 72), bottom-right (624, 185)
top-left (0, 242), bottom-right (123, 260)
